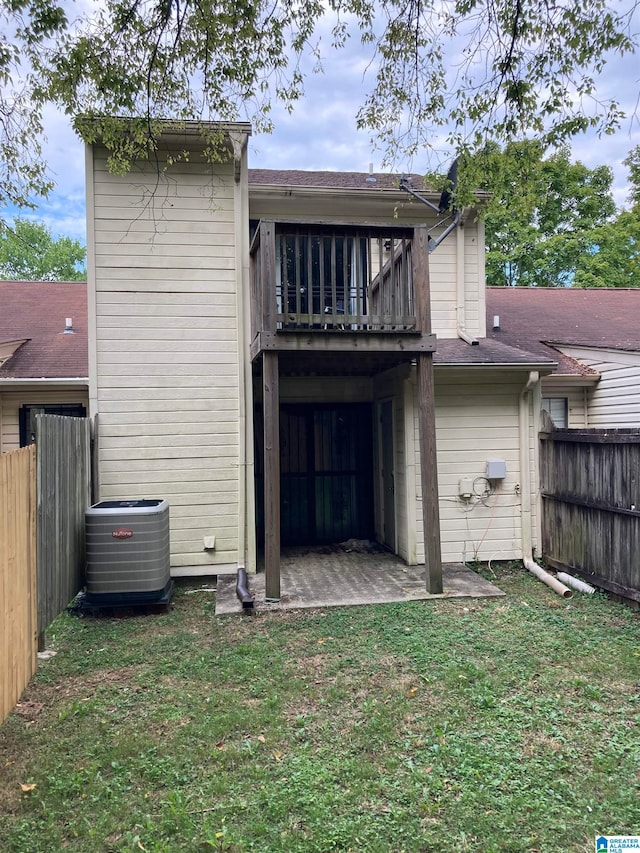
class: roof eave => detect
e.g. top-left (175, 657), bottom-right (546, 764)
top-left (0, 377), bottom-right (89, 385)
top-left (542, 372), bottom-right (600, 386)
top-left (249, 183), bottom-right (491, 207)
top-left (434, 361), bottom-right (557, 373)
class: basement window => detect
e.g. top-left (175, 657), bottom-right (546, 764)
top-left (541, 397), bottom-right (568, 428)
top-left (19, 404), bottom-right (87, 447)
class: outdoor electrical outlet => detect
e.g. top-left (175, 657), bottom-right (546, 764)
top-left (458, 478), bottom-right (474, 500)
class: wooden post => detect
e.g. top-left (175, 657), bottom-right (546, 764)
top-left (260, 221), bottom-right (276, 333)
top-left (413, 226), bottom-right (443, 594)
top-left (263, 351), bottom-right (281, 600)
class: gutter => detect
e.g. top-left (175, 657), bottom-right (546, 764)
top-left (542, 374), bottom-right (600, 387)
top-left (518, 369), bottom-right (572, 598)
top-left (435, 362), bottom-right (555, 371)
top-left (0, 377), bottom-right (89, 386)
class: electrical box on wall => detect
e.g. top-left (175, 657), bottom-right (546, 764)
top-left (458, 478), bottom-right (474, 499)
top-left (486, 459), bottom-right (507, 480)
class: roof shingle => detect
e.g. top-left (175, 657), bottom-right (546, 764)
top-left (248, 169), bottom-right (431, 192)
top-left (486, 287), bottom-right (640, 376)
top-left (0, 281), bottom-right (88, 379)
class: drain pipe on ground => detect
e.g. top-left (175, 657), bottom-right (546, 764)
top-left (557, 572), bottom-right (596, 594)
top-left (519, 370), bottom-right (572, 599)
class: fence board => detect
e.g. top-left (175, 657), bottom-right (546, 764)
top-left (1, 446), bottom-right (37, 723)
top-left (36, 415), bottom-right (91, 640)
top-left (540, 428), bottom-right (640, 601)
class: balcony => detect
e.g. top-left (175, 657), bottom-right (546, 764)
top-left (249, 221), bottom-right (436, 370)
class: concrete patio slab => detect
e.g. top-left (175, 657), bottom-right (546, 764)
top-left (215, 544), bottom-right (504, 615)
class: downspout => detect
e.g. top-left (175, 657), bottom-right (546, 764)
top-left (231, 131), bottom-right (251, 575)
top-left (456, 219), bottom-right (479, 346)
top-left (519, 370), bottom-right (572, 598)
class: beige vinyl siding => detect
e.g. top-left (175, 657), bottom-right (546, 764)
top-left (428, 239), bottom-right (457, 337)
top-left (464, 218), bottom-right (485, 339)
top-left (558, 346), bottom-right (640, 427)
top-left (410, 369), bottom-right (531, 564)
top-left (0, 389), bottom-right (89, 453)
top-left (91, 149), bottom-right (241, 570)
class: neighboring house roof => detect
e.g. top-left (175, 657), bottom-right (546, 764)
top-left (249, 169), bottom-right (429, 191)
top-left (486, 287), bottom-right (640, 377)
top-left (0, 281), bottom-right (88, 379)
top-left (248, 170), bottom-right (493, 212)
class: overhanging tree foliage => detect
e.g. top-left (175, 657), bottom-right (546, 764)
top-left (1, 0), bottom-right (639, 208)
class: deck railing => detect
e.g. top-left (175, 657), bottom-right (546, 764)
top-left (250, 221), bottom-right (417, 338)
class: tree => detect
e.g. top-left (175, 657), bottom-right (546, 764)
top-left (572, 146), bottom-right (640, 287)
top-left (479, 141), bottom-right (617, 286)
top-left (0, 218), bottom-right (86, 281)
top-left (623, 145), bottom-right (640, 212)
top-left (572, 210), bottom-right (640, 287)
top-left (1, 0), bottom-right (639, 207)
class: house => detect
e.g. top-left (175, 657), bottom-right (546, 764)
top-left (0, 281), bottom-right (88, 452)
top-left (486, 287), bottom-right (640, 428)
top-left (85, 122), bottom-right (556, 595)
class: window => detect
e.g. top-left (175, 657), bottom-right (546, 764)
top-left (19, 404), bottom-right (87, 447)
top-left (541, 397), bottom-right (568, 428)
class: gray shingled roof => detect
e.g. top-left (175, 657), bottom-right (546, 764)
top-left (0, 281), bottom-right (88, 379)
top-left (486, 287), bottom-right (640, 376)
top-left (249, 169), bottom-right (432, 192)
top-left (434, 337), bottom-right (556, 368)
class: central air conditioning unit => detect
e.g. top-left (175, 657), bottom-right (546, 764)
top-left (85, 499), bottom-right (173, 605)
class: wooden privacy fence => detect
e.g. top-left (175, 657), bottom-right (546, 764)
top-left (36, 414), bottom-right (91, 643)
top-left (1, 446), bottom-right (37, 722)
top-left (1, 416), bottom-right (91, 724)
top-left (540, 428), bottom-right (640, 603)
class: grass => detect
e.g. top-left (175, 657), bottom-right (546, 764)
top-left (1, 563), bottom-right (639, 853)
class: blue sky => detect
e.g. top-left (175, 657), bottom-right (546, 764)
top-left (4, 17), bottom-right (640, 246)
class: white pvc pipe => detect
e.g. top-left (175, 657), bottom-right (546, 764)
top-left (557, 572), bottom-right (596, 594)
top-left (524, 557), bottom-right (573, 598)
top-left (518, 371), bottom-right (572, 599)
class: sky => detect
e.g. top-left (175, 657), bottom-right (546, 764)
top-left (5, 12), bottom-right (640, 246)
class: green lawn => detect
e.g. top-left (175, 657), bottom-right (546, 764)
top-left (1, 564), bottom-right (639, 852)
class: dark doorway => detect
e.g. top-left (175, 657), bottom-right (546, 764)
top-left (256, 403), bottom-right (375, 546)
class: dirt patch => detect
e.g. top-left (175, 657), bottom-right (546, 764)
top-left (521, 730), bottom-right (565, 756)
top-left (9, 665), bottom-right (146, 726)
top-left (12, 700), bottom-right (46, 723)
